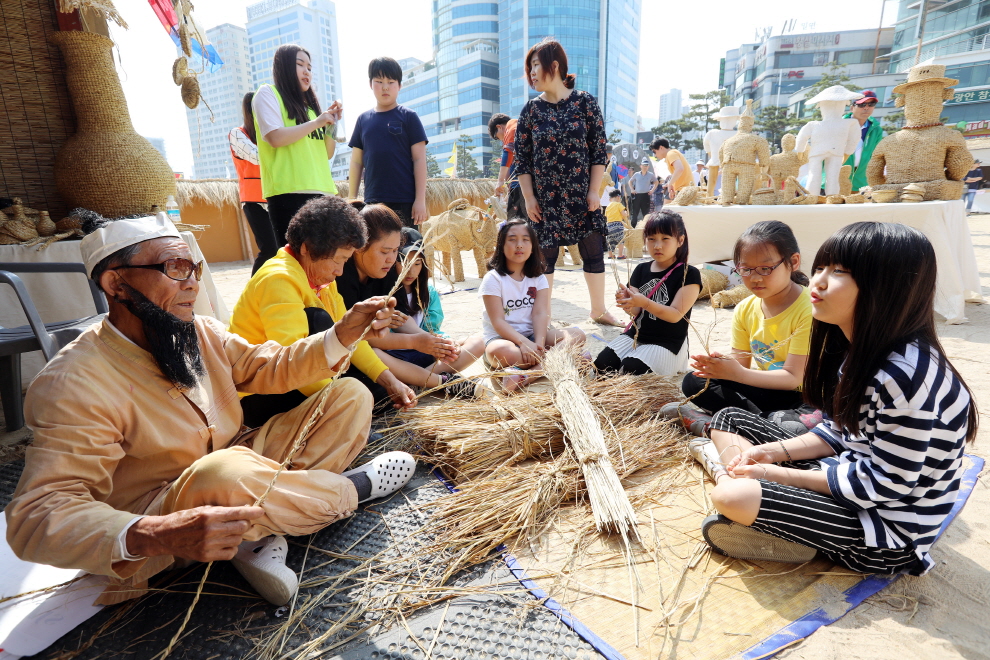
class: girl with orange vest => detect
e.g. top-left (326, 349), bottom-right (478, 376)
top-left (229, 92), bottom-right (276, 274)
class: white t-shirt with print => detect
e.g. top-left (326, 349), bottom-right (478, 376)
top-left (479, 270), bottom-right (549, 343)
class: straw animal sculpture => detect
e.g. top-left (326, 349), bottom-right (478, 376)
top-left (867, 64), bottom-right (971, 200)
top-left (711, 283), bottom-right (751, 308)
top-left (718, 101), bottom-right (771, 205)
top-left (555, 245), bottom-right (583, 268)
top-left (419, 199), bottom-right (496, 282)
top-left (425, 178), bottom-right (496, 216)
top-left (541, 346), bottom-right (638, 539)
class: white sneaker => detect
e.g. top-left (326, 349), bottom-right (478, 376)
top-left (688, 438), bottom-right (727, 481)
top-left (231, 535), bottom-right (298, 606)
top-left (342, 451), bottom-right (417, 503)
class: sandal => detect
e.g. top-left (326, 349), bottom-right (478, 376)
top-left (591, 311), bottom-right (624, 327)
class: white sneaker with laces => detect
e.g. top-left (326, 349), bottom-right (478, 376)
top-left (687, 438), bottom-right (727, 481)
top-left (342, 451), bottom-right (417, 503)
top-left (231, 535), bottom-right (298, 606)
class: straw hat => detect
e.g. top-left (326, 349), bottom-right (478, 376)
top-left (892, 64), bottom-right (958, 93)
top-left (714, 106), bottom-right (740, 119)
top-left (806, 85), bottom-right (864, 105)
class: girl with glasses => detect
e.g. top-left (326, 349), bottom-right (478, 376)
top-left (663, 221), bottom-right (815, 437)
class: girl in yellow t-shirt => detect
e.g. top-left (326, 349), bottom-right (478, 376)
top-left (665, 221), bottom-right (814, 435)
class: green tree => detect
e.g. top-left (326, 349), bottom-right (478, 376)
top-left (754, 105), bottom-right (808, 151)
top-left (651, 118), bottom-right (699, 151)
top-left (686, 89), bottom-right (732, 135)
top-left (487, 154), bottom-right (501, 178)
top-left (607, 128), bottom-right (624, 145)
top-left (797, 63), bottom-right (861, 121)
top-left (455, 134), bottom-right (483, 179)
top-left (881, 109), bottom-right (905, 134)
top-left (426, 151), bottom-right (441, 177)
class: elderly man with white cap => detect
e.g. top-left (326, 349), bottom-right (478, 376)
top-left (4, 210), bottom-right (416, 607)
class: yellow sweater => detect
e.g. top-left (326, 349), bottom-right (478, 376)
top-left (228, 248), bottom-right (388, 395)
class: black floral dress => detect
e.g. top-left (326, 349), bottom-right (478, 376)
top-left (514, 90), bottom-right (608, 248)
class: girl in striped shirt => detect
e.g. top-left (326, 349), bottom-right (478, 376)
top-left (692, 222), bottom-right (978, 574)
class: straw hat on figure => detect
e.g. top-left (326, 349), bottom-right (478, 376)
top-left (795, 85), bottom-right (862, 196)
top-left (718, 101), bottom-right (771, 205)
top-left (866, 64), bottom-right (971, 201)
top-left (703, 106), bottom-right (739, 198)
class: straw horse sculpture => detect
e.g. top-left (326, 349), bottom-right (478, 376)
top-left (420, 199), bottom-right (498, 282)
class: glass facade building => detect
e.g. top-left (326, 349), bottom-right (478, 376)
top-left (498, 0), bottom-right (641, 142)
top-left (185, 24), bottom-right (255, 179)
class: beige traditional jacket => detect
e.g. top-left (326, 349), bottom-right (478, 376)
top-left (5, 316), bottom-right (336, 600)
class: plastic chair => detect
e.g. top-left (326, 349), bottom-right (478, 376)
top-left (0, 262), bottom-right (108, 432)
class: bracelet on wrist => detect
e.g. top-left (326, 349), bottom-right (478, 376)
top-left (778, 440), bottom-right (793, 462)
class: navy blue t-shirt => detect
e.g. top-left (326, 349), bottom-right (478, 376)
top-left (349, 105), bottom-right (428, 204)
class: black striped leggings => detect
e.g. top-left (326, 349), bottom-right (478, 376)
top-left (710, 407), bottom-right (925, 575)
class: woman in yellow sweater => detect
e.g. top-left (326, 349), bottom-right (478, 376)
top-left (229, 195), bottom-right (416, 426)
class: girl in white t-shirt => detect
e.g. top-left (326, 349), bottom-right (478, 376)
top-left (481, 219), bottom-right (585, 390)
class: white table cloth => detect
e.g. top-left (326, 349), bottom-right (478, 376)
top-left (673, 200), bottom-right (984, 324)
top-left (0, 232), bottom-right (229, 386)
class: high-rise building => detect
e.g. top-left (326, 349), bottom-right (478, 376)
top-left (658, 89), bottom-right (683, 123)
top-left (722, 28), bottom-right (894, 109)
top-left (185, 24), bottom-right (253, 179)
top-left (888, 0), bottom-right (990, 126)
top-left (498, 0), bottom-right (641, 142)
top-left (246, 0), bottom-right (342, 128)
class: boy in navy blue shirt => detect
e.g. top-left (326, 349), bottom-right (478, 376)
top-left (349, 57), bottom-right (429, 226)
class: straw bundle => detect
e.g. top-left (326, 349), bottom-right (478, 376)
top-left (669, 186), bottom-right (702, 206)
top-left (50, 31), bottom-right (176, 218)
top-left (425, 178), bottom-right (496, 216)
top-left (698, 268), bottom-right (728, 299)
top-left (56, 0), bottom-right (127, 28)
top-left (542, 346), bottom-right (638, 538)
top-left (175, 179), bottom-right (241, 208)
top-left (711, 284), bottom-right (751, 308)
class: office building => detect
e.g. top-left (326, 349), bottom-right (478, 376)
top-left (247, 0), bottom-right (342, 128)
top-left (721, 27), bottom-right (894, 109)
top-left (185, 24), bottom-right (253, 179)
top-left (658, 89), bottom-right (683, 123)
top-left (888, 0), bottom-right (990, 126)
top-left (498, 0), bottom-right (642, 142)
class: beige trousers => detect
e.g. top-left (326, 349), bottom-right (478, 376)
top-left (160, 378), bottom-right (372, 540)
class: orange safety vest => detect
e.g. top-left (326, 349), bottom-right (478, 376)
top-left (230, 127), bottom-right (265, 203)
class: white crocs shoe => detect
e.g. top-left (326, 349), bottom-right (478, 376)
top-left (231, 535), bottom-right (298, 606)
top-left (342, 451), bottom-right (416, 503)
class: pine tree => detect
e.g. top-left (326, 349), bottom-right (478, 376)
top-left (686, 90), bottom-right (733, 135)
top-left (426, 151), bottom-right (441, 177)
top-left (455, 134), bottom-right (483, 179)
top-left (797, 63), bottom-right (861, 121)
top-left (754, 105), bottom-right (807, 151)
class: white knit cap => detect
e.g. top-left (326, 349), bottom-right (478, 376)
top-left (80, 212), bottom-right (182, 278)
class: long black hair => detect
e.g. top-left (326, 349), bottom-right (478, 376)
top-left (396, 244), bottom-right (430, 318)
top-left (272, 44), bottom-right (321, 126)
top-left (642, 210), bottom-right (689, 265)
top-left (733, 220), bottom-right (809, 286)
top-left (241, 92), bottom-right (257, 144)
top-left (803, 222), bottom-right (978, 442)
top-left (488, 219), bottom-right (545, 277)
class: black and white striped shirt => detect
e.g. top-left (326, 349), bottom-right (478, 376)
top-left (812, 340), bottom-right (970, 573)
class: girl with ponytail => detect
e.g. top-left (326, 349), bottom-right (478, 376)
top-left (514, 38), bottom-right (622, 328)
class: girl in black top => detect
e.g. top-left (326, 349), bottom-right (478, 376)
top-left (594, 211), bottom-right (701, 375)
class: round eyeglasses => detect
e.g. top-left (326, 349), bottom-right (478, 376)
top-left (111, 258), bottom-right (204, 281)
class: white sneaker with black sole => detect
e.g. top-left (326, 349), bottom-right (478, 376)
top-left (342, 451), bottom-right (417, 503)
top-left (232, 535), bottom-right (299, 606)
top-left (702, 514), bottom-right (817, 564)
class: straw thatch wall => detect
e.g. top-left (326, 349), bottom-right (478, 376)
top-left (0, 0), bottom-right (77, 219)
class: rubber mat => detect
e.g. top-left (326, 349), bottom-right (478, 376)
top-left (26, 464), bottom-right (601, 660)
top-left (0, 460), bottom-right (24, 511)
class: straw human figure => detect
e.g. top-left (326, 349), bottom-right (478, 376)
top-left (718, 101), bottom-right (771, 205)
top-left (703, 105), bottom-right (740, 198)
top-left (795, 85), bottom-right (862, 196)
top-left (768, 134), bottom-right (808, 203)
top-left (866, 64), bottom-right (971, 201)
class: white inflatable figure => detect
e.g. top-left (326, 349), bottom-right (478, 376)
top-left (795, 85), bottom-right (862, 195)
top-left (703, 106), bottom-right (739, 198)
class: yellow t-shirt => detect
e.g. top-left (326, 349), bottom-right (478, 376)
top-left (605, 200), bottom-right (626, 225)
top-left (731, 287), bottom-right (813, 388)
top-left (665, 149), bottom-right (693, 191)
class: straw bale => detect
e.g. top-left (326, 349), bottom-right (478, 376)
top-left (711, 283), bottom-right (751, 308)
top-left (175, 179), bottom-right (241, 208)
top-left (698, 268), bottom-right (728, 299)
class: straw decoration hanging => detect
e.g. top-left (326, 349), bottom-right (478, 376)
top-left (172, 58), bottom-right (188, 86)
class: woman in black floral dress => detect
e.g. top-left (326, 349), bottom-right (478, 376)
top-left (514, 39), bottom-right (623, 327)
